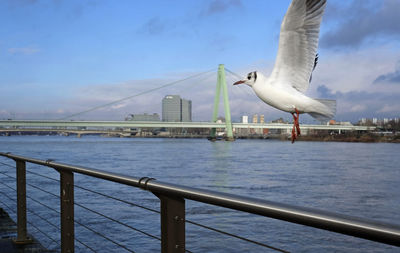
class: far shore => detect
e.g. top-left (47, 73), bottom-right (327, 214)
top-left (1, 132), bottom-right (399, 143)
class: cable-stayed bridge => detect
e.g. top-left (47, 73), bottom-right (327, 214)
top-left (0, 64), bottom-right (375, 139)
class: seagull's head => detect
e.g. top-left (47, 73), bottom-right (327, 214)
top-left (233, 71), bottom-right (258, 87)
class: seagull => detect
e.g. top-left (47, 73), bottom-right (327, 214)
top-left (233, 0), bottom-right (335, 143)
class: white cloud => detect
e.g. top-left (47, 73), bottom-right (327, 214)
top-left (378, 104), bottom-right (400, 113)
top-left (350, 104), bottom-right (367, 112)
top-left (8, 47), bottom-right (40, 55)
top-left (310, 45), bottom-right (400, 94)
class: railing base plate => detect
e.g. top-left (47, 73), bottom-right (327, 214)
top-left (13, 237), bottom-right (33, 245)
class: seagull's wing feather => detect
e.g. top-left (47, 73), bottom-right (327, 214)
top-left (269, 0), bottom-right (326, 93)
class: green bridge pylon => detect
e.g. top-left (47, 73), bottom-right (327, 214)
top-left (209, 64), bottom-right (235, 141)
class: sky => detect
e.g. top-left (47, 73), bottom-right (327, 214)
top-left (1, 0), bottom-right (400, 123)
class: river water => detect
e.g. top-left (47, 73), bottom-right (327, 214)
top-left (0, 136), bottom-right (399, 252)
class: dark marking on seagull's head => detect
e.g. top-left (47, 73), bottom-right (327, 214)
top-left (234, 71), bottom-right (257, 87)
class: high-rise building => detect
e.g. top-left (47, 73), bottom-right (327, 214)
top-left (241, 115), bottom-right (248, 124)
top-left (260, 114), bottom-right (265, 123)
top-left (162, 95), bottom-right (192, 122)
top-left (181, 99), bottom-right (192, 122)
top-left (252, 114), bottom-right (258, 123)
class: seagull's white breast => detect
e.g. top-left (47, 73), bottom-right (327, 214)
top-left (252, 80), bottom-right (315, 114)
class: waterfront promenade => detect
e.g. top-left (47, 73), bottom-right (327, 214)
top-left (0, 208), bottom-right (53, 253)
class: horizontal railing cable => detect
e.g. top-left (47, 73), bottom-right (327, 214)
top-left (26, 194), bottom-right (60, 215)
top-left (74, 184), bottom-right (159, 214)
top-left (27, 204), bottom-right (60, 232)
top-left (0, 180), bottom-right (16, 193)
top-left (74, 236), bottom-right (98, 253)
top-left (73, 218), bottom-right (135, 253)
top-left (0, 170), bottom-right (14, 178)
top-left (75, 202), bottom-right (160, 242)
top-left (26, 168), bottom-right (59, 182)
top-left (0, 192), bottom-right (17, 210)
top-left (0, 161), bottom-right (15, 169)
top-left (27, 181), bottom-right (59, 199)
top-left (186, 219), bottom-right (289, 253)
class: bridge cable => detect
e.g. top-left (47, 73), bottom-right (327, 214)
top-left (59, 68), bottom-right (215, 120)
top-left (225, 68), bottom-right (243, 79)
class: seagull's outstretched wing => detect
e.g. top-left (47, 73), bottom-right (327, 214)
top-left (269, 0), bottom-right (326, 93)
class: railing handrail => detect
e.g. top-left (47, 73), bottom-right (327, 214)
top-left (1, 152), bottom-right (399, 249)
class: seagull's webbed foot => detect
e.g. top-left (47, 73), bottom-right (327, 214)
top-left (291, 108), bottom-right (301, 144)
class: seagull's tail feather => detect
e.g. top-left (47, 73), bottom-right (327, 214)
top-left (308, 99), bottom-right (336, 122)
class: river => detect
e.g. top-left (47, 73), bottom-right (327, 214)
top-left (0, 136), bottom-right (399, 252)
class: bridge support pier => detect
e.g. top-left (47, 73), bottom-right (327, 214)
top-left (209, 64), bottom-right (234, 141)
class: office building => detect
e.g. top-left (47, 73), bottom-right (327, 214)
top-left (181, 99), bottom-right (192, 122)
top-left (162, 95), bottom-right (192, 122)
top-left (125, 113), bottom-right (160, 121)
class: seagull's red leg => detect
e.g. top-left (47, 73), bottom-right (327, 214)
top-left (291, 123), bottom-right (296, 143)
top-left (291, 112), bottom-right (297, 143)
top-left (295, 108), bottom-right (301, 136)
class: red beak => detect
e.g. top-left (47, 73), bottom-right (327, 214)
top-left (233, 80), bottom-right (245, 85)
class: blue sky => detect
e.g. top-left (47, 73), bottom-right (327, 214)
top-left (1, 0), bottom-right (399, 122)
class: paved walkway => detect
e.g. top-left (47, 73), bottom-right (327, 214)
top-left (0, 208), bottom-right (54, 253)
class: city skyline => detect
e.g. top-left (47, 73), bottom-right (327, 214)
top-left (0, 0), bottom-right (399, 122)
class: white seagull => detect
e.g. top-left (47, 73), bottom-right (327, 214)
top-left (234, 0), bottom-right (335, 143)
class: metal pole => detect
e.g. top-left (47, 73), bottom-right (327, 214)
top-left (157, 194), bottom-right (185, 253)
top-left (59, 170), bottom-right (75, 253)
top-left (14, 160), bottom-right (32, 244)
top-left (219, 64), bottom-right (234, 141)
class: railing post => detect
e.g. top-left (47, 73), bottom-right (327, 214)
top-left (157, 194), bottom-right (185, 253)
top-left (59, 170), bottom-right (74, 253)
top-left (14, 159), bottom-right (32, 244)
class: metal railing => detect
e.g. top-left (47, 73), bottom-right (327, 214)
top-left (0, 152), bottom-right (399, 252)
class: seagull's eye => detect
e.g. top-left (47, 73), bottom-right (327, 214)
top-left (247, 75), bottom-right (251, 80)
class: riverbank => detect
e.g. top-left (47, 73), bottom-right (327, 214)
top-left (2, 132), bottom-right (400, 143)
top-left (295, 133), bottom-right (400, 143)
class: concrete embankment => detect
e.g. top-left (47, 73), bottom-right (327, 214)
top-left (0, 208), bottom-right (54, 253)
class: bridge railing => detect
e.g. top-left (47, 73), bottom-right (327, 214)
top-left (0, 152), bottom-right (399, 252)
